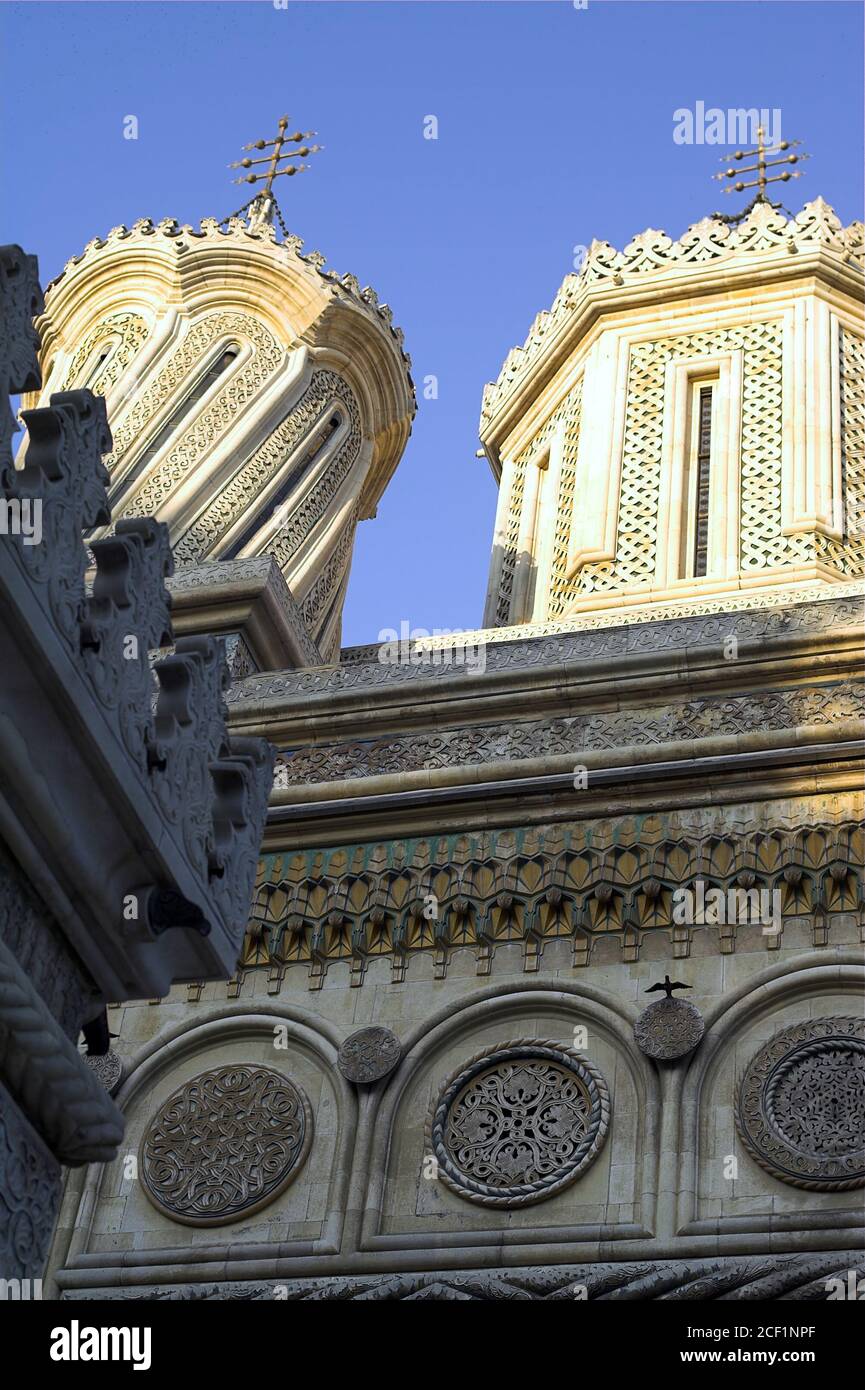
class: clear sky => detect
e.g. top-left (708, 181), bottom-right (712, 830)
top-left (1, 0), bottom-right (862, 646)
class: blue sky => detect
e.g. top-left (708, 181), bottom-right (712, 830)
top-left (1, 0), bottom-right (862, 645)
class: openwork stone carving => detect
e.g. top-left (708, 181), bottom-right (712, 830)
top-left (140, 1064), bottom-right (312, 1225)
top-left (736, 1017), bottom-right (865, 1191)
top-left (634, 998), bottom-right (705, 1060)
top-left (337, 1027), bottom-right (401, 1084)
top-left (427, 1039), bottom-right (610, 1208)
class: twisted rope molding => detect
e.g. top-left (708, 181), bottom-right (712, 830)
top-left (736, 1016), bottom-right (865, 1192)
top-left (0, 937), bottom-right (124, 1165)
top-left (425, 1037), bottom-right (610, 1208)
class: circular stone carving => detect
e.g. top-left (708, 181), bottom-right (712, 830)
top-left (140, 1064), bottom-right (312, 1225)
top-left (426, 1039), bottom-right (610, 1208)
top-left (84, 1049), bottom-right (123, 1094)
top-left (337, 1026), bottom-right (402, 1084)
top-left (736, 1017), bottom-right (865, 1191)
top-left (634, 998), bottom-right (705, 1060)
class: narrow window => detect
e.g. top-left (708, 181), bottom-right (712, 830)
top-left (127, 344), bottom-right (239, 477)
top-left (76, 338), bottom-right (120, 391)
top-left (222, 411), bottom-right (342, 560)
top-left (692, 386), bottom-right (713, 578)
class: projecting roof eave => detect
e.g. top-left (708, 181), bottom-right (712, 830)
top-left (478, 198), bottom-right (864, 472)
top-left (480, 243), bottom-right (863, 470)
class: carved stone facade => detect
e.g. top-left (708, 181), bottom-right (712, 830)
top-left (0, 246), bottom-right (273, 1280)
top-left (15, 195), bottom-right (862, 1304)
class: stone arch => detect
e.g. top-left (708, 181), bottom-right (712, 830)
top-left (357, 978), bottom-right (658, 1251)
top-left (54, 1005), bottom-right (356, 1282)
top-left (676, 949), bottom-right (864, 1237)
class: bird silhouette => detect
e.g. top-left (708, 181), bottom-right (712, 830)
top-left (645, 975), bottom-right (692, 1000)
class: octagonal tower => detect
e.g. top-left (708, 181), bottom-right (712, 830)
top-left (480, 198), bottom-right (863, 629)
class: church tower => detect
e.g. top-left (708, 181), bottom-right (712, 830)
top-left (26, 125), bottom-right (416, 662)
top-left (481, 198), bottom-right (863, 628)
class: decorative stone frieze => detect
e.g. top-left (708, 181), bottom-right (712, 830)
top-left (242, 805), bottom-right (863, 987)
top-left (272, 681), bottom-right (862, 786)
top-left (60, 1251), bottom-right (865, 1301)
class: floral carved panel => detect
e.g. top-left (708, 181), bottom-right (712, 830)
top-left (426, 1039), bottom-right (610, 1208)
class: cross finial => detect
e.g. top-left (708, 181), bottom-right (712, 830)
top-left (227, 115), bottom-right (323, 232)
top-left (711, 127), bottom-right (810, 224)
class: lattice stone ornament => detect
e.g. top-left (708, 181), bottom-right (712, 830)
top-left (140, 1064), bottom-right (313, 1225)
top-left (426, 1040), bottom-right (610, 1207)
top-left (736, 1017), bottom-right (865, 1191)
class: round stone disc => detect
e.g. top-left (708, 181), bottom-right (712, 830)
top-left (634, 998), bottom-right (705, 1060)
top-left (337, 1026), bottom-right (402, 1084)
top-left (84, 1049), bottom-right (123, 1093)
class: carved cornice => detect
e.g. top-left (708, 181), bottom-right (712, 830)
top-left (168, 557), bottom-right (322, 671)
top-left (225, 589), bottom-right (865, 709)
top-left (481, 198), bottom-right (864, 445)
top-left (241, 803), bottom-right (864, 988)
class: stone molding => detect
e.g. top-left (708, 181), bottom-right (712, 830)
top-left (226, 589), bottom-right (865, 706)
top-left (59, 1251), bottom-right (865, 1301)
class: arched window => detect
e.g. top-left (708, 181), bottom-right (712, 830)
top-left (222, 410), bottom-right (343, 560)
top-left (127, 344), bottom-right (240, 478)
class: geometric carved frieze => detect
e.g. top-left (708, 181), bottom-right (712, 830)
top-left (140, 1064), bottom-right (312, 1225)
top-left (273, 680), bottom-right (864, 786)
top-left (426, 1040), bottom-right (610, 1208)
top-left (244, 808), bottom-right (864, 988)
top-left (736, 1017), bottom-right (865, 1191)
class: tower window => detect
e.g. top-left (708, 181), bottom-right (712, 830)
top-left (125, 344), bottom-right (240, 479)
top-left (692, 386), bottom-right (713, 578)
top-left (221, 409), bottom-right (343, 560)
